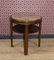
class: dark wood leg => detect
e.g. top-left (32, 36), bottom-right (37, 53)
top-left (23, 25), bottom-right (29, 55)
top-left (11, 29), bottom-right (13, 47)
top-left (10, 19), bottom-right (13, 47)
top-left (38, 22), bottom-right (42, 47)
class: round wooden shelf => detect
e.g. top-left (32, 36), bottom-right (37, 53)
top-left (13, 24), bottom-right (39, 33)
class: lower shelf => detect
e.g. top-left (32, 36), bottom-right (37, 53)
top-left (13, 24), bottom-right (39, 33)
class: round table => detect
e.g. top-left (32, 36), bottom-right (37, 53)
top-left (10, 14), bottom-right (42, 55)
